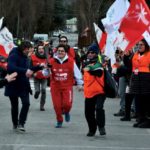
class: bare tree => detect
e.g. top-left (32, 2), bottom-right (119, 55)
top-left (74, 0), bottom-right (114, 47)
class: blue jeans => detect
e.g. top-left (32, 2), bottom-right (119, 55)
top-left (118, 77), bottom-right (127, 111)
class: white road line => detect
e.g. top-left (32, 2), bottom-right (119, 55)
top-left (0, 144), bottom-right (150, 150)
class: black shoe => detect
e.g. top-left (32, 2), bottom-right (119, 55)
top-left (133, 122), bottom-right (142, 128)
top-left (120, 117), bottom-right (131, 121)
top-left (138, 121), bottom-right (150, 128)
top-left (131, 112), bottom-right (137, 119)
top-left (114, 110), bottom-right (125, 117)
top-left (34, 92), bottom-right (39, 99)
top-left (40, 107), bottom-right (45, 111)
top-left (86, 132), bottom-right (95, 137)
top-left (99, 127), bottom-right (106, 135)
top-left (13, 125), bottom-right (18, 132)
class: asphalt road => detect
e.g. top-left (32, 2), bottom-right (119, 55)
top-left (0, 84), bottom-right (150, 150)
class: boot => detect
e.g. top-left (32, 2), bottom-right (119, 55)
top-left (114, 109), bottom-right (125, 117)
top-left (40, 104), bottom-right (45, 111)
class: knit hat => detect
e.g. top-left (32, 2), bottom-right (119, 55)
top-left (88, 43), bottom-right (99, 54)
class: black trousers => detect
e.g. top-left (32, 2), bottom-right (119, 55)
top-left (9, 94), bottom-right (30, 126)
top-left (124, 93), bottom-right (135, 118)
top-left (85, 94), bottom-right (106, 133)
top-left (134, 94), bottom-right (150, 122)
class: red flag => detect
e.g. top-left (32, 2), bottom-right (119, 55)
top-left (93, 23), bottom-right (107, 53)
top-left (118, 0), bottom-right (150, 51)
top-left (98, 32), bottom-right (107, 53)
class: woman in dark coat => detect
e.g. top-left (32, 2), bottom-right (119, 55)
top-left (129, 39), bottom-right (150, 128)
top-left (5, 41), bottom-right (42, 132)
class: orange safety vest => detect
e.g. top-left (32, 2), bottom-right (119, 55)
top-left (132, 51), bottom-right (150, 73)
top-left (84, 70), bottom-right (105, 98)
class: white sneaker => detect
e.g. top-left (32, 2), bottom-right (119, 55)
top-left (18, 125), bottom-right (26, 132)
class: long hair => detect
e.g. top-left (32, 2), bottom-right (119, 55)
top-left (141, 39), bottom-right (149, 52)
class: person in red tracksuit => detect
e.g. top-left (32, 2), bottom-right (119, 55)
top-left (31, 44), bottom-right (50, 111)
top-left (49, 44), bottom-right (83, 128)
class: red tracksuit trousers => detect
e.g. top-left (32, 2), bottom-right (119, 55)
top-left (51, 87), bottom-right (73, 122)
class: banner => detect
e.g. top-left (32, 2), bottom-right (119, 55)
top-left (0, 27), bottom-right (14, 56)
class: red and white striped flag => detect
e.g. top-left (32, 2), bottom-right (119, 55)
top-left (93, 23), bottom-right (107, 53)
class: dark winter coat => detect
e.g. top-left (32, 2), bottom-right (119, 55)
top-left (130, 72), bottom-right (150, 94)
top-left (0, 79), bottom-right (8, 88)
top-left (5, 47), bottom-right (41, 97)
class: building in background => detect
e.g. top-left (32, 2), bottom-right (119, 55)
top-left (66, 18), bottom-right (77, 33)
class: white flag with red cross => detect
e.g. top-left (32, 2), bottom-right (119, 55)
top-left (116, 0), bottom-right (150, 51)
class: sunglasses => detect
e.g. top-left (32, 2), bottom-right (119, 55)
top-left (59, 40), bottom-right (67, 43)
top-left (138, 44), bottom-right (145, 46)
top-left (88, 51), bottom-right (96, 54)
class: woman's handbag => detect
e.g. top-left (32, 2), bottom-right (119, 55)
top-left (104, 69), bottom-right (118, 98)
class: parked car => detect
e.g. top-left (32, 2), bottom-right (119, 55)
top-left (33, 34), bottom-right (49, 42)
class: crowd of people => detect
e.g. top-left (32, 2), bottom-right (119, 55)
top-left (0, 35), bottom-right (150, 136)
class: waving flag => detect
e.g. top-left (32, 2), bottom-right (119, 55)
top-left (101, 0), bottom-right (129, 65)
top-left (0, 17), bottom-right (4, 29)
top-left (143, 26), bottom-right (150, 46)
top-left (93, 23), bottom-right (107, 53)
top-left (0, 27), bottom-right (14, 57)
top-left (102, 0), bottom-right (130, 33)
top-left (116, 0), bottom-right (150, 51)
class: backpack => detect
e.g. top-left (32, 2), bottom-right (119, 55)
top-left (104, 69), bottom-right (118, 98)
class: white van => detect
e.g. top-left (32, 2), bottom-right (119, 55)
top-left (33, 34), bottom-right (48, 41)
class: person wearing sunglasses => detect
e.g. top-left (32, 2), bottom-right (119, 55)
top-left (53, 36), bottom-right (75, 61)
top-left (83, 43), bottom-right (106, 136)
